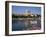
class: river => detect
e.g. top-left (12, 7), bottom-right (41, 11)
top-left (12, 18), bottom-right (41, 31)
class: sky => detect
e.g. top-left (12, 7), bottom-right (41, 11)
top-left (12, 6), bottom-right (41, 15)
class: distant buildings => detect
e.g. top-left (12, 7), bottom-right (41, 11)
top-left (15, 9), bottom-right (37, 17)
top-left (24, 9), bottom-right (33, 16)
top-left (12, 9), bottom-right (41, 18)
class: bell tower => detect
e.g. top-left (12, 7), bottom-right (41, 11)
top-left (25, 9), bottom-right (31, 16)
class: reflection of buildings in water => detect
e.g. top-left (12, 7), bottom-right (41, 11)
top-left (24, 18), bottom-right (32, 30)
top-left (24, 18), bottom-right (40, 30)
top-left (12, 18), bottom-right (41, 30)
top-left (24, 20), bottom-right (28, 28)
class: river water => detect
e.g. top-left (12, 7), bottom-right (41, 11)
top-left (12, 18), bottom-right (41, 31)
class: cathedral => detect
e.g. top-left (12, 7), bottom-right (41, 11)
top-left (24, 9), bottom-right (34, 17)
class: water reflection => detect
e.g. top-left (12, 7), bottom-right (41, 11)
top-left (12, 18), bottom-right (41, 31)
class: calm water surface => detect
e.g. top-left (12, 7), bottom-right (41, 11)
top-left (12, 18), bottom-right (41, 31)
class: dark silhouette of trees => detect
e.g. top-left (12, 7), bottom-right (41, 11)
top-left (12, 14), bottom-right (41, 18)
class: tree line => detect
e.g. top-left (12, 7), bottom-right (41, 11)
top-left (12, 14), bottom-right (41, 18)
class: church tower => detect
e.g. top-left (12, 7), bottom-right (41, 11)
top-left (25, 9), bottom-right (31, 16)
